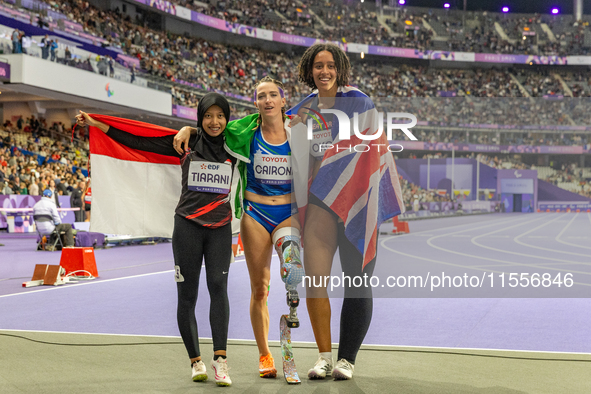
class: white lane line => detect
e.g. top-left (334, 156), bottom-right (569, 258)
top-left (422, 215), bottom-right (591, 276)
top-left (0, 270), bottom-right (173, 299)
top-left (382, 232), bottom-right (591, 286)
top-left (385, 215), bottom-right (522, 246)
top-left (514, 213), bottom-right (591, 257)
top-left (381, 235), bottom-right (509, 275)
top-left (471, 264), bottom-right (517, 268)
top-left (0, 254), bottom-right (264, 299)
top-left (380, 215), bottom-right (535, 275)
top-left (380, 215), bottom-right (517, 241)
top-left (555, 213), bottom-right (591, 251)
top-left (467, 215), bottom-right (591, 266)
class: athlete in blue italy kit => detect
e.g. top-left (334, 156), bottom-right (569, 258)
top-left (240, 77), bottom-right (303, 378)
top-left (244, 126), bottom-right (296, 233)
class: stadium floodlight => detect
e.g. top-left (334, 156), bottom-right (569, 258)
top-left (399, 0), bottom-right (406, 4)
top-left (502, 6), bottom-right (509, 13)
top-left (444, 3), bottom-right (450, 8)
top-left (551, 8), bottom-right (559, 14)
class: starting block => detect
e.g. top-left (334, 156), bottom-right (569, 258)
top-left (232, 234), bottom-right (244, 257)
top-left (22, 264), bottom-right (66, 287)
top-left (59, 247), bottom-right (99, 278)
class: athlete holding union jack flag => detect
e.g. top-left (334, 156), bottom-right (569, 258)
top-left (287, 43), bottom-right (405, 381)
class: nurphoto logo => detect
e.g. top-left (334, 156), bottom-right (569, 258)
top-left (304, 108), bottom-right (418, 153)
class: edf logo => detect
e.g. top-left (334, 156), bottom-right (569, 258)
top-left (305, 109), bottom-right (418, 141)
top-left (201, 164), bottom-right (220, 170)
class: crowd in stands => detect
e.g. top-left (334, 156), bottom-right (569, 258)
top-left (185, 0), bottom-right (591, 56)
top-left (408, 128), bottom-right (589, 147)
top-left (473, 153), bottom-right (529, 170)
top-left (4, 0), bottom-right (591, 122)
top-left (0, 117), bottom-right (89, 200)
top-left (474, 153), bottom-right (591, 198)
top-left (408, 152), bottom-right (591, 199)
top-left (539, 162), bottom-right (591, 198)
top-left (411, 152), bottom-right (591, 199)
top-left (15, 0), bottom-right (293, 109)
top-left (6, 0), bottom-right (591, 77)
top-left (399, 175), bottom-right (454, 213)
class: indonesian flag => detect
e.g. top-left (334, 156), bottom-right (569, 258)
top-left (88, 115), bottom-right (181, 237)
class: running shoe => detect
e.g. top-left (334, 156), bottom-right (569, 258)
top-left (332, 358), bottom-right (354, 380)
top-left (211, 356), bottom-right (232, 386)
top-left (191, 360), bottom-right (207, 382)
top-left (258, 353), bottom-right (277, 378)
top-left (307, 354), bottom-right (333, 379)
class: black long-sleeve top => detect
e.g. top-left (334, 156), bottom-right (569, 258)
top-left (106, 126), bottom-right (237, 228)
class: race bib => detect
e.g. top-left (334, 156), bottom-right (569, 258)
top-left (254, 153), bottom-right (292, 185)
top-left (188, 160), bottom-right (232, 194)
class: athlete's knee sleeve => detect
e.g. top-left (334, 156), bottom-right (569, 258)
top-left (273, 227), bottom-right (304, 289)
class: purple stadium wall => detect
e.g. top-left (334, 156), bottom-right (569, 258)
top-left (537, 180), bottom-right (591, 202)
top-left (396, 158), bottom-right (497, 201)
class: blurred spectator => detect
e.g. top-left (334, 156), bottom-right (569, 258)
top-left (41, 34), bottom-right (50, 60)
top-left (50, 39), bottom-right (58, 62)
top-left (70, 180), bottom-right (86, 222)
top-left (11, 29), bottom-right (19, 54)
top-left (108, 56), bottom-right (114, 77)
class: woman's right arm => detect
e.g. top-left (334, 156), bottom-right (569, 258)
top-left (76, 111), bottom-right (109, 133)
top-left (76, 111), bottom-right (181, 157)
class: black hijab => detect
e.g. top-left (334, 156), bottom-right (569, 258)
top-left (191, 93), bottom-right (231, 153)
top-left (197, 93), bottom-right (230, 132)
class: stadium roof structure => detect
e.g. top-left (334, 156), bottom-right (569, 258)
top-left (0, 81), bottom-right (189, 130)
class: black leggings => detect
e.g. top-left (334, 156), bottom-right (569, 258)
top-left (309, 194), bottom-right (377, 364)
top-left (172, 215), bottom-right (232, 359)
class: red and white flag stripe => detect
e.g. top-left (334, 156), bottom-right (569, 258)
top-left (88, 115), bottom-right (181, 238)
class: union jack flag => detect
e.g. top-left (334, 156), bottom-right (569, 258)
top-left (288, 86), bottom-right (405, 269)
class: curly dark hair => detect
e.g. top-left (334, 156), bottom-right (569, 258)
top-left (297, 43), bottom-right (351, 90)
top-left (255, 76), bottom-right (288, 124)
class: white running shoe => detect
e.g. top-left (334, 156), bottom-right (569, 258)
top-left (332, 358), bottom-right (354, 380)
top-left (191, 360), bottom-right (207, 382)
top-left (307, 355), bottom-right (333, 379)
top-left (211, 356), bottom-right (232, 386)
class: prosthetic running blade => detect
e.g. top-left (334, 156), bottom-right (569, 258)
top-left (280, 314), bottom-right (301, 384)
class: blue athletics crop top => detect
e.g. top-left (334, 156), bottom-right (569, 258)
top-left (245, 126), bottom-right (292, 196)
